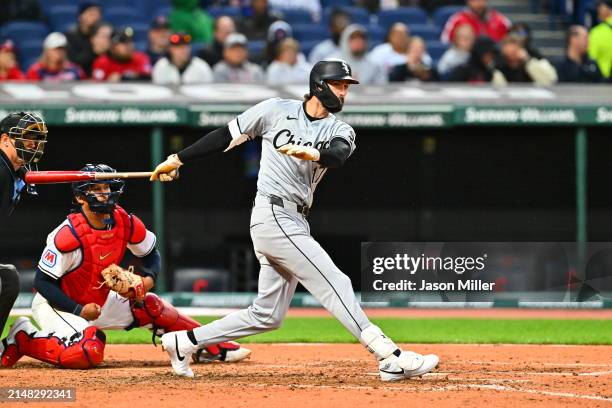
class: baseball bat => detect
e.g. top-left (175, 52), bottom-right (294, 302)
top-left (24, 171), bottom-right (153, 184)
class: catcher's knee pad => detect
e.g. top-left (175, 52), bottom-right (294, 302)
top-left (17, 326), bottom-right (106, 369)
top-left (131, 292), bottom-right (200, 333)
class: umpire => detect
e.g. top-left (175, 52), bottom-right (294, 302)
top-left (0, 112), bottom-right (48, 335)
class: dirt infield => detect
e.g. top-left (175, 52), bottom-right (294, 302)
top-left (4, 343), bottom-right (611, 408)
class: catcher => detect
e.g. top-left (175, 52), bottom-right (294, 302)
top-left (0, 164), bottom-right (250, 369)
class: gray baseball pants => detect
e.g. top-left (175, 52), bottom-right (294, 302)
top-left (191, 194), bottom-right (372, 345)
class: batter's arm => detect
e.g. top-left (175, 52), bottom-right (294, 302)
top-left (33, 270), bottom-right (83, 316)
top-left (150, 126), bottom-right (233, 181)
top-left (317, 138), bottom-right (352, 168)
top-left (278, 138), bottom-right (351, 168)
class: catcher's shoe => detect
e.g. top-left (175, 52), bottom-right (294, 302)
top-left (1, 317), bottom-right (35, 367)
top-left (378, 351), bottom-right (439, 381)
top-left (192, 341), bottom-right (252, 363)
top-left (161, 330), bottom-right (197, 378)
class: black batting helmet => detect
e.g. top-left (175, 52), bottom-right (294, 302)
top-left (72, 164), bottom-right (124, 217)
top-left (309, 58), bottom-right (359, 113)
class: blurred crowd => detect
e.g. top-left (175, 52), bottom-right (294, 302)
top-left (0, 0), bottom-right (610, 85)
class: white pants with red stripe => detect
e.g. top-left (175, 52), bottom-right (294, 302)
top-left (31, 291), bottom-right (134, 339)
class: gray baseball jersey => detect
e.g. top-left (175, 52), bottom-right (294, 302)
top-left (228, 97), bottom-right (356, 208)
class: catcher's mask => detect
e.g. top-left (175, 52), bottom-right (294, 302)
top-left (72, 164), bottom-right (124, 220)
top-left (0, 112), bottom-right (48, 171)
top-left (309, 58), bottom-right (359, 113)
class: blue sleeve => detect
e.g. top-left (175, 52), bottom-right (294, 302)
top-left (140, 248), bottom-right (161, 282)
top-left (34, 269), bottom-right (83, 316)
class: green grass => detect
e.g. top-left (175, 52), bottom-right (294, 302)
top-left (4, 316), bottom-right (611, 345)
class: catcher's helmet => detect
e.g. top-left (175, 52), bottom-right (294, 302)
top-left (0, 111), bottom-right (48, 171)
top-left (309, 58), bottom-right (359, 113)
top-left (72, 164), bottom-right (124, 217)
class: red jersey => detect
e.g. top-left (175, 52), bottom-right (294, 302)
top-left (91, 52), bottom-right (152, 81)
top-left (26, 62), bottom-right (84, 82)
top-left (441, 8), bottom-right (511, 44)
top-left (0, 67), bottom-right (25, 81)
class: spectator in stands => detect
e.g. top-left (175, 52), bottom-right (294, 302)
top-left (199, 16), bottom-right (236, 67)
top-left (332, 24), bottom-right (387, 84)
top-left (153, 32), bottom-right (213, 84)
top-left (496, 35), bottom-right (557, 85)
top-left (369, 23), bottom-right (433, 74)
top-left (508, 22), bottom-right (542, 58)
top-left (85, 22), bottom-right (113, 76)
top-left (438, 23), bottom-right (475, 78)
top-left (92, 27), bottom-right (151, 82)
top-left (0, 0), bottom-right (43, 25)
top-left (263, 20), bottom-right (293, 66)
top-left (0, 40), bottom-right (25, 81)
top-left (170, 0), bottom-right (214, 43)
top-left (239, 0), bottom-right (279, 41)
top-left (266, 38), bottom-right (311, 84)
top-left (27, 32), bottom-right (85, 81)
top-left (309, 8), bottom-right (351, 64)
top-left (65, 2), bottom-right (102, 76)
top-left (148, 16), bottom-right (171, 65)
top-left (556, 25), bottom-right (603, 83)
top-left (588, 0), bottom-right (612, 79)
top-left (441, 0), bottom-right (511, 43)
top-left (268, 0), bottom-right (322, 23)
top-left (213, 33), bottom-right (264, 83)
top-left (389, 36), bottom-right (436, 82)
top-left (448, 35), bottom-right (502, 83)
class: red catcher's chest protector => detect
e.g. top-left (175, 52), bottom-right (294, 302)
top-left (56, 207), bottom-right (134, 307)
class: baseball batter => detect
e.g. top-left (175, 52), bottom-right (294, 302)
top-left (0, 164), bottom-right (250, 369)
top-left (151, 59), bottom-right (439, 381)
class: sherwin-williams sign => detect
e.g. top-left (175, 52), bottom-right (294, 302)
top-left (0, 83), bottom-right (610, 127)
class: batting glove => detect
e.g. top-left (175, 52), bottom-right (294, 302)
top-left (150, 154), bottom-right (182, 182)
top-left (277, 145), bottom-right (320, 161)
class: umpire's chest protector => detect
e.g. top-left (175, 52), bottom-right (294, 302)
top-left (56, 207), bottom-right (135, 306)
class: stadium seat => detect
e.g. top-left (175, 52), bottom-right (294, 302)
top-left (323, 6), bottom-right (370, 26)
top-left (40, 0), bottom-right (75, 12)
top-left (207, 6), bottom-right (242, 19)
top-left (17, 39), bottom-right (43, 70)
top-left (365, 24), bottom-right (386, 43)
top-left (247, 40), bottom-right (265, 59)
top-left (99, 0), bottom-right (145, 9)
top-left (148, 0), bottom-right (171, 18)
top-left (47, 5), bottom-right (78, 32)
top-left (129, 23), bottom-right (149, 43)
top-left (426, 40), bottom-right (448, 61)
top-left (299, 39), bottom-right (319, 57)
top-left (432, 6), bottom-right (463, 28)
top-left (321, 0), bottom-right (353, 8)
top-left (377, 7), bottom-right (428, 29)
top-left (293, 24), bottom-right (329, 42)
top-left (104, 6), bottom-right (147, 27)
top-left (152, 6), bottom-right (172, 19)
top-left (191, 41), bottom-right (206, 56)
top-left (0, 22), bottom-right (49, 46)
top-left (275, 9), bottom-right (314, 24)
top-left (409, 24), bottom-right (441, 41)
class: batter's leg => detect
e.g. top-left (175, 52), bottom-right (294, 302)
top-left (189, 255), bottom-right (298, 347)
top-left (255, 213), bottom-right (371, 339)
top-left (0, 264), bottom-right (20, 336)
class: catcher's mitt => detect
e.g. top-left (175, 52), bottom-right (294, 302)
top-left (100, 264), bottom-right (145, 301)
